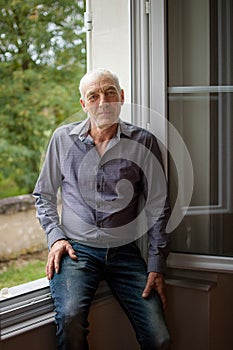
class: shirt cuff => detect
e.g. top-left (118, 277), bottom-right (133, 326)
top-left (147, 255), bottom-right (167, 274)
top-left (47, 227), bottom-right (67, 250)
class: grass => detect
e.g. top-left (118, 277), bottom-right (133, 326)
top-left (0, 254), bottom-right (47, 290)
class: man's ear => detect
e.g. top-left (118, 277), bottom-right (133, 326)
top-left (80, 98), bottom-right (87, 112)
top-left (120, 89), bottom-right (125, 105)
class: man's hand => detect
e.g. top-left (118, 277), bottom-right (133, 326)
top-left (46, 240), bottom-right (77, 280)
top-left (142, 272), bottom-right (167, 310)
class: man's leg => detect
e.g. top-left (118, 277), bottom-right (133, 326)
top-left (49, 242), bottom-right (104, 350)
top-left (105, 243), bottom-right (171, 350)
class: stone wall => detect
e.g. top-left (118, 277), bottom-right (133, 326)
top-left (0, 195), bottom-right (47, 261)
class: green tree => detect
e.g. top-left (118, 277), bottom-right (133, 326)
top-left (0, 0), bottom-right (86, 197)
top-left (0, 0), bottom-right (86, 70)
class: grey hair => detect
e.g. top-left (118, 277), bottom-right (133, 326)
top-left (79, 68), bottom-right (122, 99)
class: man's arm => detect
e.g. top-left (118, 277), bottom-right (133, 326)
top-left (33, 130), bottom-right (76, 278)
top-left (33, 132), bottom-right (67, 248)
top-left (142, 133), bottom-right (171, 309)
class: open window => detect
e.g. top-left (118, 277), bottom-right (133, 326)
top-left (167, 0), bottom-right (233, 257)
top-left (131, 0), bottom-right (233, 268)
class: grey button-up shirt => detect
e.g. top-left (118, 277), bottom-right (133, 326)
top-left (33, 118), bottom-right (171, 273)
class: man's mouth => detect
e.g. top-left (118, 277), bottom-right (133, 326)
top-left (97, 111), bottom-right (113, 116)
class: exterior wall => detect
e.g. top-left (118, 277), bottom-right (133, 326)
top-left (0, 195), bottom-right (46, 260)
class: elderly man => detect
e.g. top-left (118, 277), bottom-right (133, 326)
top-left (33, 69), bottom-right (171, 350)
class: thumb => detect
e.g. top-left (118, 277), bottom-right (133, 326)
top-left (67, 245), bottom-right (78, 260)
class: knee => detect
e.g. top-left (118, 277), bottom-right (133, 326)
top-left (59, 312), bottom-right (89, 348)
top-left (55, 305), bottom-right (89, 335)
top-left (155, 333), bottom-right (171, 350)
top-left (61, 308), bottom-right (88, 329)
top-left (158, 333), bottom-right (171, 350)
top-left (141, 332), bottom-right (171, 350)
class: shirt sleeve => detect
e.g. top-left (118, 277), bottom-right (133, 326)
top-left (143, 133), bottom-right (171, 274)
top-left (33, 131), bottom-right (67, 249)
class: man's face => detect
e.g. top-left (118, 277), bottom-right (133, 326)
top-left (80, 75), bottom-right (124, 129)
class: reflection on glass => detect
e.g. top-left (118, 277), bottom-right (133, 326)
top-left (168, 0), bottom-right (233, 256)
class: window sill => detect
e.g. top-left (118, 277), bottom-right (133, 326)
top-left (168, 253), bottom-right (233, 273)
top-left (0, 278), bottom-right (111, 340)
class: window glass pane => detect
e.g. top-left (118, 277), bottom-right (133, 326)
top-left (168, 0), bottom-right (233, 256)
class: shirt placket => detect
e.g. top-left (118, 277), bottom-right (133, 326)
top-left (96, 165), bottom-right (104, 233)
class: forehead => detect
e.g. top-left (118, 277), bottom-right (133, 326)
top-left (83, 76), bottom-right (118, 96)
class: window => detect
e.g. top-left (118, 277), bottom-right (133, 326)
top-left (167, 0), bottom-right (233, 256)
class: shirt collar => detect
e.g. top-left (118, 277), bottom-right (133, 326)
top-left (69, 117), bottom-right (133, 140)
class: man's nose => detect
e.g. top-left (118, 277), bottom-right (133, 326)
top-left (99, 93), bottom-right (107, 106)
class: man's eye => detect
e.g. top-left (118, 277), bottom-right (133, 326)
top-left (106, 90), bottom-right (117, 96)
top-left (88, 95), bottom-right (98, 101)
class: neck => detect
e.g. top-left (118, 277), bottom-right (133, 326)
top-left (89, 123), bottom-right (118, 144)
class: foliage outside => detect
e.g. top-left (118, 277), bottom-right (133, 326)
top-left (0, 0), bottom-right (86, 198)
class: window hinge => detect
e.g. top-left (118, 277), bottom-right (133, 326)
top-left (84, 11), bottom-right (93, 32)
top-left (145, 1), bottom-right (150, 15)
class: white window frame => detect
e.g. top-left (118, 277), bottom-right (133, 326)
top-left (0, 278), bottom-right (53, 340)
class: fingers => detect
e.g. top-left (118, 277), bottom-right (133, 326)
top-left (46, 248), bottom-right (61, 280)
top-left (156, 281), bottom-right (167, 311)
top-left (46, 254), bottom-right (55, 280)
top-left (46, 240), bottom-right (77, 280)
top-left (67, 245), bottom-right (78, 261)
top-left (142, 278), bottom-right (153, 299)
top-left (142, 272), bottom-right (167, 311)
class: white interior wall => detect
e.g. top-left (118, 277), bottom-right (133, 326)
top-left (88, 0), bottom-right (131, 120)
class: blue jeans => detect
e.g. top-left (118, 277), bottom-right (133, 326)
top-left (49, 241), bottom-right (170, 350)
